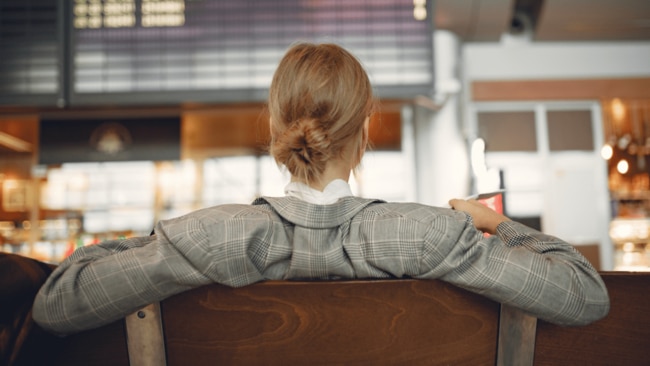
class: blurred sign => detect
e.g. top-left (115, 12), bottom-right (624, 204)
top-left (39, 116), bottom-right (180, 164)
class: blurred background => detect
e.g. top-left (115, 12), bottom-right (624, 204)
top-left (0, 0), bottom-right (649, 271)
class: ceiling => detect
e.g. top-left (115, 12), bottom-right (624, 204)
top-left (434, 0), bottom-right (650, 42)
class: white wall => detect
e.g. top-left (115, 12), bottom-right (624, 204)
top-left (457, 40), bottom-right (650, 270)
top-left (408, 31), bottom-right (470, 207)
top-left (463, 41), bottom-right (650, 80)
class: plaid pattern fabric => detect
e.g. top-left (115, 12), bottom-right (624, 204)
top-left (33, 196), bottom-right (609, 335)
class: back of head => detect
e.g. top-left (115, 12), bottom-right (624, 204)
top-left (268, 42), bottom-right (376, 185)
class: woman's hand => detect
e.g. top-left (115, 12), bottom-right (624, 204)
top-left (448, 199), bottom-right (511, 235)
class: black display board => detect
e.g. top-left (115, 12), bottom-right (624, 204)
top-left (0, 0), bottom-right (435, 107)
top-left (0, 0), bottom-right (62, 107)
top-left (69, 0), bottom-right (434, 105)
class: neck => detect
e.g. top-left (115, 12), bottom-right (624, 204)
top-left (292, 159), bottom-right (352, 191)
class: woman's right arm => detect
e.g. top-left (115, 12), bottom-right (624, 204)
top-left (418, 198), bottom-right (610, 326)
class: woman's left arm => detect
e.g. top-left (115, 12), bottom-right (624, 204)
top-left (32, 219), bottom-right (215, 336)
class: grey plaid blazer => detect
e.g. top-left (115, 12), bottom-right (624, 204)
top-left (33, 196), bottom-right (609, 335)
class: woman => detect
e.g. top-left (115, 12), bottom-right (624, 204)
top-left (33, 43), bottom-right (609, 335)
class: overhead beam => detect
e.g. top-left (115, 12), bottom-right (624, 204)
top-left (0, 131), bottom-right (32, 152)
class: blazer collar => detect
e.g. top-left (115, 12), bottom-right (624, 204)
top-left (253, 196), bottom-right (384, 229)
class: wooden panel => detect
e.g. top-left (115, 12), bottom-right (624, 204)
top-left (534, 272), bottom-right (650, 366)
top-left (472, 78), bottom-right (650, 101)
top-left (369, 108), bottom-right (401, 151)
top-left (22, 272), bottom-right (650, 365)
top-left (536, 0), bottom-right (650, 41)
top-left (182, 106), bottom-right (270, 159)
top-left (0, 117), bottom-right (38, 153)
top-left (434, 0), bottom-right (512, 42)
top-left (161, 280), bottom-right (500, 366)
top-left (182, 101), bottom-right (403, 159)
top-left (45, 320), bottom-right (129, 366)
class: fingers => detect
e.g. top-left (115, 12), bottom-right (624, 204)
top-left (449, 198), bottom-right (480, 210)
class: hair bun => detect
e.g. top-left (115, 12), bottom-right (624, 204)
top-left (272, 118), bottom-right (332, 182)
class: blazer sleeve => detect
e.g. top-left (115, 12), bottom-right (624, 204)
top-left (32, 225), bottom-right (208, 335)
top-left (416, 216), bottom-right (610, 326)
top-left (33, 204), bottom-right (276, 336)
top-left (32, 209), bottom-right (262, 336)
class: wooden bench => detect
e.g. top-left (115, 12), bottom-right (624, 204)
top-left (15, 273), bottom-right (650, 366)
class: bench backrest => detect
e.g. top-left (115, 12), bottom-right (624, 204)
top-left (159, 280), bottom-right (501, 365)
top-left (46, 273), bottom-right (650, 366)
top-left (533, 272), bottom-right (650, 365)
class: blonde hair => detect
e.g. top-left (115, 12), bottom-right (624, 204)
top-left (268, 42), bottom-right (377, 185)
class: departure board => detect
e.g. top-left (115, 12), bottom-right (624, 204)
top-left (69, 0), bottom-right (434, 105)
top-left (0, 0), bottom-right (61, 106)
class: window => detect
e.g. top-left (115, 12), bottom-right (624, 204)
top-left (547, 110), bottom-right (594, 151)
top-left (477, 111), bottom-right (537, 152)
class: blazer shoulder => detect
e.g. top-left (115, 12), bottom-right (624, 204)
top-left (361, 201), bottom-right (467, 223)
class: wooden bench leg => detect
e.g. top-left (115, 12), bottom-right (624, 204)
top-left (497, 305), bottom-right (537, 366)
top-left (125, 303), bottom-right (167, 366)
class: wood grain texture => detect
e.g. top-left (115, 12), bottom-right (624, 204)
top-left (161, 280), bottom-right (500, 366)
top-left (534, 272), bottom-right (650, 366)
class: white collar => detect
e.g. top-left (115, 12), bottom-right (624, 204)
top-left (284, 179), bottom-right (354, 205)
